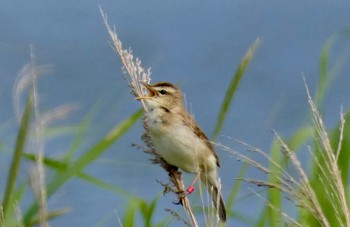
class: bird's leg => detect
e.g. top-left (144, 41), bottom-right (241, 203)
top-left (186, 172), bottom-right (200, 194)
top-left (173, 173), bottom-right (199, 205)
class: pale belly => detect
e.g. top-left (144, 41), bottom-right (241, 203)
top-left (150, 124), bottom-right (214, 173)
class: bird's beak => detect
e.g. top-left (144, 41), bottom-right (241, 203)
top-left (136, 83), bottom-right (158, 100)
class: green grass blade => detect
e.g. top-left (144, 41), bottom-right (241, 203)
top-left (43, 126), bottom-right (77, 140)
top-left (330, 109), bottom-right (350, 185)
top-left (256, 208), bottom-right (268, 227)
top-left (226, 163), bottom-right (248, 210)
top-left (76, 171), bottom-right (137, 198)
top-left (60, 109), bottom-right (142, 179)
top-left (121, 196), bottom-right (160, 227)
top-left (212, 38), bottom-right (260, 140)
top-left (306, 109), bottom-right (350, 226)
top-left (1, 96), bottom-right (32, 219)
top-left (28, 208), bottom-right (71, 226)
top-left (123, 199), bottom-right (139, 227)
top-left (23, 109), bottom-right (143, 224)
top-left (23, 153), bottom-right (68, 171)
top-left (266, 139), bottom-right (282, 227)
top-left (2, 184), bottom-right (27, 227)
top-left (23, 152), bottom-right (138, 198)
top-left (63, 108), bottom-right (95, 163)
top-left (287, 126), bottom-right (314, 151)
top-left (302, 36), bottom-right (349, 226)
top-left (257, 127), bottom-right (314, 226)
top-left (141, 196), bottom-right (159, 227)
top-left (315, 36), bottom-right (336, 108)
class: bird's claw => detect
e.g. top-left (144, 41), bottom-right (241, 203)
top-left (172, 198), bottom-right (184, 206)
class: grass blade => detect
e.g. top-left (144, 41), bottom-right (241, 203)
top-left (76, 172), bottom-right (137, 198)
top-left (266, 140), bottom-right (282, 227)
top-left (140, 196), bottom-right (159, 227)
top-left (23, 109), bottom-right (143, 224)
top-left (330, 110), bottom-right (350, 185)
top-left (23, 153), bottom-right (68, 171)
top-left (226, 163), bottom-right (248, 210)
top-left (62, 106), bottom-right (95, 163)
top-left (212, 38), bottom-right (260, 140)
top-left (1, 96), bottom-right (32, 219)
top-left (315, 36), bottom-right (335, 108)
top-left (23, 152), bottom-right (137, 198)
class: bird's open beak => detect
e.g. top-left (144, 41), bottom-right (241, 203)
top-left (136, 83), bottom-right (158, 100)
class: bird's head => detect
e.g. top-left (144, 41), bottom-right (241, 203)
top-left (137, 82), bottom-right (184, 111)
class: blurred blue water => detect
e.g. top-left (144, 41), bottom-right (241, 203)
top-left (0, 1), bottom-right (349, 226)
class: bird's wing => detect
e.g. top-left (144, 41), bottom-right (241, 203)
top-left (182, 113), bottom-right (220, 167)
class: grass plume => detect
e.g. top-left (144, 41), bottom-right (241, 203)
top-left (100, 7), bottom-right (199, 226)
top-left (223, 81), bottom-right (350, 226)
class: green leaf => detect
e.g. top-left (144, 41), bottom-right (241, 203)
top-left (28, 208), bottom-right (71, 226)
top-left (23, 152), bottom-right (68, 171)
top-left (23, 109), bottom-right (143, 225)
top-left (142, 196), bottom-right (159, 227)
top-left (330, 109), bottom-right (350, 190)
top-left (123, 198), bottom-right (139, 227)
top-left (23, 152), bottom-right (138, 198)
top-left (256, 208), bottom-right (268, 227)
top-left (212, 38), bottom-right (260, 140)
top-left (2, 184), bottom-right (27, 227)
top-left (76, 171), bottom-right (136, 198)
top-left (314, 34), bottom-right (346, 110)
top-left (63, 108), bottom-right (95, 163)
top-left (315, 36), bottom-right (336, 108)
top-left (226, 163), bottom-right (248, 211)
top-left (287, 126), bottom-right (314, 151)
top-left (267, 139), bottom-right (282, 227)
top-left (2, 95), bottom-right (32, 219)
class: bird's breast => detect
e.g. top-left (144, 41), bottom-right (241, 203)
top-left (145, 113), bottom-right (216, 173)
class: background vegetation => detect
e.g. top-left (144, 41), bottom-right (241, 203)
top-left (1, 28), bottom-right (349, 227)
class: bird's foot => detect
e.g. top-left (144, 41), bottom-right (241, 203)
top-left (157, 180), bottom-right (178, 195)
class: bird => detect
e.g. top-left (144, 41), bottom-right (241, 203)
top-left (137, 81), bottom-right (227, 222)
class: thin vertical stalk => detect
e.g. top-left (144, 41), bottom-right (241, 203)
top-left (2, 95), bottom-right (32, 218)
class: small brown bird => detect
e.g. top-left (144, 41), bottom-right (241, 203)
top-left (137, 82), bottom-right (227, 222)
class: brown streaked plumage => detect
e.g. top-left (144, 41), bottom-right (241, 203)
top-left (138, 81), bottom-right (227, 222)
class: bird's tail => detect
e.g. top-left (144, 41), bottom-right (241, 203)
top-left (209, 184), bottom-right (227, 222)
top-left (201, 172), bottom-right (227, 222)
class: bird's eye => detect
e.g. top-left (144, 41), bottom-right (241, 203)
top-left (159, 89), bottom-right (167, 95)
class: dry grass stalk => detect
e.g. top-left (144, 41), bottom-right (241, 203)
top-left (225, 134), bottom-right (331, 226)
top-left (221, 82), bottom-right (349, 226)
top-left (12, 47), bottom-right (49, 227)
top-left (100, 7), bottom-right (198, 227)
top-left (234, 130), bottom-right (331, 226)
top-left (249, 189), bottom-right (302, 227)
top-left (217, 142), bottom-right (306, 225)
top-left (99, 7), bottom-right (150, 111)
top-left (274, 132), bottom-right (330, 227)
top-left (29, 46), bottom-right (49, 227)
top-left (13, 47), bottom-right (76, 227)
top-left (335, 108), bottom-right (345, 160)
top-left (305, 82), bottom-right (350, 226)
top-left (164, 208), bottom-right (192, 226)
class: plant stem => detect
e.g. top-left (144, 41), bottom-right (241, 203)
top-left (2, 95), bottom-right (32, 218)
